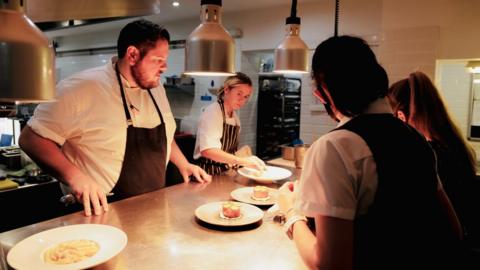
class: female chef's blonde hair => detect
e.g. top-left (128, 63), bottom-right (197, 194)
top-left (218, 72), bottom-right (252, 100)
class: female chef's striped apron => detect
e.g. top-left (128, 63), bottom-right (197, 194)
top-left (197, 100), bottom-right (240, 175)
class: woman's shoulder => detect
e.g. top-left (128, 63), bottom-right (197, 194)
top-left (199, 102), bottom-right (223, 123)
top-left (202, 101), bottom-right (221, 113)
top-left (312, 129), bottom-right (373, 160)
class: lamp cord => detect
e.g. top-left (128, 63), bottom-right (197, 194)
top-left (290, 0), bottom-right (297, 18)
top-left (334, 0), bottom-right (339, 37)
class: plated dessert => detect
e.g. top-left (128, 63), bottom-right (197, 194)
top-left (221, 202), bottom-right (242, 219)
top-left (252, 185), bottom-right (270, 201)
top-left (230, 187), bottom-right (278, 206)
top-left (195, 201), bottom-right (264, 227)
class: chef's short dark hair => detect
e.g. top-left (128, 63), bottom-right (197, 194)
top-left (117, 19), bottom-right (170, 59)
top-left (311, 35), bottom-right (388, 117)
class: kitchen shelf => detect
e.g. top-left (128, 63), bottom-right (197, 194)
top-left (164, 84), bottom-right (195, 96)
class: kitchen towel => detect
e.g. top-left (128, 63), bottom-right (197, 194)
top-left (0, 179), bottom-right (19, 191)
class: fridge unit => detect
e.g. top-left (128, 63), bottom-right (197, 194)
top-left (256, 74), bottom-right (301, 159)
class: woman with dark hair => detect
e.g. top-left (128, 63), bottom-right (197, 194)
top-left (278, 36), bottom-right (462, 270)
top-left (194, 72), bottom-right (265, 175)
top-left (388, 71), bottom-right (480, 259)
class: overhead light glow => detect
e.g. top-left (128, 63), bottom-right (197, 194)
top-left (172, 1), bottom-right (180, 7)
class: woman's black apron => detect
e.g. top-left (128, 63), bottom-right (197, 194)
top-left (198, 100), bottom-right (240, 175)
top-left (110, 64), bottom-right (167, 201)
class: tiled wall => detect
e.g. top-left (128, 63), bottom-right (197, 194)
top-left (56, 53), bottom-right (115, 81)
top-left (435, 60), bottom-right (480, 159)
top-left (48, 0), bottom-right (480, 160)
top-left (436, 61), bottom-right (471, 135)
top-left (378, 26), bottom-right (440, 84)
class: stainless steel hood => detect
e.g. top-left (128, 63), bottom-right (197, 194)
top-left (25, 0), bottom-right (161, 23)
top-left (0, 0), bottom-right (161, 104)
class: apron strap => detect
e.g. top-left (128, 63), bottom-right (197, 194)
top-left (147, 89), bottom-right (165, 123)
top-left (115, 64), bottom-right (165, 126)
top-left (218, 100), bottom-right (227, 124)
top-left (115, 64), bottom-right (133, 126)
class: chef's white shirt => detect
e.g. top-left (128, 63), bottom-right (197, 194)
top-left (295, 98), bottom-right (443, 221)
top-left (295, 126), bottom-right (378, 220)
top-left (295, 99), bottom-right (395, 220)
top-left (27, 58), bottom-right (176, 193)
top-left (193, 101), bottom-right (240, 159)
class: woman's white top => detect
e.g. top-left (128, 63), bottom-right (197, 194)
top-left (295, 99), bottom-right (396, 220)
top-left (193, 102), bottom-right (241, 159)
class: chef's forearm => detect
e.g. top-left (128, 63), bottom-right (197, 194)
top-left (18, 125), bottom-right (80, 185)
top-left (170, 140), bottom-right (190, 170)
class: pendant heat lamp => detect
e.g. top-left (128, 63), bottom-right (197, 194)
top-left (467, 61), bottom-right (480, 74)
top-left (0, 0), bottom-right (55, 103)
top-left (184, 0), bottom-right (235, 76)
top-left (273, 0), bottom-right (309, 74)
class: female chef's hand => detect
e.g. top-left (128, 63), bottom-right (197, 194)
top-left (278, 181), bottom-right (298, 219)
top-left (67, 170), bottom-right (109, 217)
top-left (180, 163), bottom-right (212, 183)
top-left (238, 155), bottom-right (266, 171)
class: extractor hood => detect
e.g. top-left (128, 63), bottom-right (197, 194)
top-left (25, 0), bottom-right (161, 23)
top-left (0, 0), bottom-right (161, 104)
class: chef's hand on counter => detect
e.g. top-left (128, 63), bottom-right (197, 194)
top-left (179, 163), bottom-right (212, 183)
top-left (68, 170), bottom-right (109, 217)
top-left (171, 140), bottom-right (211, 183)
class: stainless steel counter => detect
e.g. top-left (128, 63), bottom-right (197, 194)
top-left (0, 171), bottom-right (306, 270)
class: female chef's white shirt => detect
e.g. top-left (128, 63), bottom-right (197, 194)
top-left (193, 101), bottom-right (240, 159)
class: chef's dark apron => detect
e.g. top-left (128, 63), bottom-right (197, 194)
top-left (110, 64), bottom-right (167, 201)
top-left (197, 100), bottom-right (240, 175)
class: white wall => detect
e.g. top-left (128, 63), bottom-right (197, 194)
top-left (380, 0), bottom-right (480, 159)
top-left (49, 0), bottom-right (480, 155)
top-left (436, 61), bottom-right (472, 136)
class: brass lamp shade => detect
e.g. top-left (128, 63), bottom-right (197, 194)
top-left (274, 0), bottom-right (309, 74)
top-left (274, 24), bottom-right (309, 74)
top-left (0, 1), bottom-right (55, 103)
top-left (467, 61), bottom-right (480, 74)
top-left (184, 1), bottom-right (235, 76)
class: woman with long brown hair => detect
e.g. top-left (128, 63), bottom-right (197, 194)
top-left (388, 71), bottom-right (480, 256)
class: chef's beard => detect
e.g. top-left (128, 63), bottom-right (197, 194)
top-left (130, 62), bottom-right (160, 89)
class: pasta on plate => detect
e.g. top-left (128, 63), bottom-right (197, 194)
top-left (43, 239), bottom-right (100, 265)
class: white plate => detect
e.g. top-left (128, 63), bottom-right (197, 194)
top-left (231, 187), bottom-right (279, 206)
top-left (237, 165), bottom-right (292, 183)
top-left (195, 201), bottom-right (264, 226)
top-left (7, 224), bottom-right (127, 270)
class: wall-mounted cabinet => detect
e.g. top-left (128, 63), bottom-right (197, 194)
top-left (163, 76), bottom-right (195, 119)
